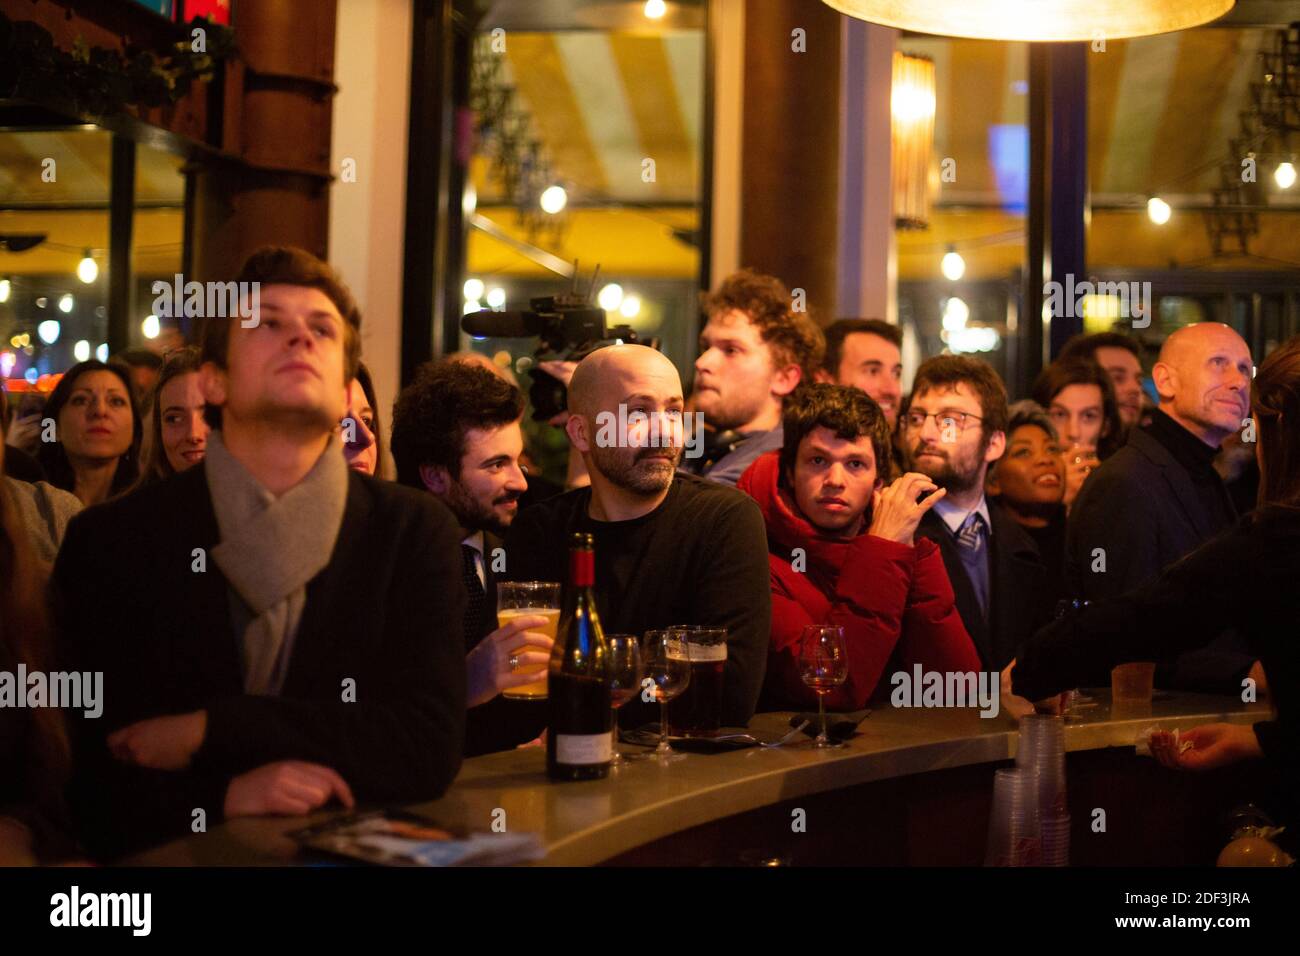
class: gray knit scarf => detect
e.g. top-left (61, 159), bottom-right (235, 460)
top-left (204, 429), bottom-right (349, 695)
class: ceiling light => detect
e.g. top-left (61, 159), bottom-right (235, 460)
top-left (821, 1), bottom-right (1235, 42)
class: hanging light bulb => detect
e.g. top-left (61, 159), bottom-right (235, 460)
top-left (58, 293), bottom-right (74, 313)
top-left (38, 319), bottom-right (61, 344)
top-left (486, 287), bottom-right (507, 309)
top-left (142, 315), bottom-right (161, 339)
top-left (540, 185), bottom-right (567, 215)
top-left (1147, 197), bottom-right (1172, 225)
top-left (96, 343), bottom-right (109, 362)
top-left (598, 284), bottom-right (624, 312)
top-left (1274, 162), bottom-right (1297, 189)
top-left (74, 340), bottom-right (91, 362)
top-left (941, 246), bottom-right (966, 281)
top-left (464, 278), bottom-right (485, 301)
top-left (644, 0), bottom-right (667, 20)
top-left (0, 278), bottom-right (10, 303)
top-left (77, 249), bottom-right (99, 284)
top-left (821, 1), bottom-right (1235, 42)
top-left (620, 294), bottom-right (642, 319)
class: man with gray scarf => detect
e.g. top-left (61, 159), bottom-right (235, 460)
top-left (54, 248), bottom-right (467, 861)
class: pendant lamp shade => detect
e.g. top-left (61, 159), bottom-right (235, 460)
top-left (820, 1), bottom-right (1235, 42)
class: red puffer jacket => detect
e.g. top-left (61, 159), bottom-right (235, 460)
top-left (737, 451), bottom-right (981, 710)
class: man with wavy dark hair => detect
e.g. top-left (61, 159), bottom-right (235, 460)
top-left (391, 359), bottom-right (553, 754)
top-left (738, 383), bottom-right (978, 711)
top-left (683, 268), bottom-right (825, 487)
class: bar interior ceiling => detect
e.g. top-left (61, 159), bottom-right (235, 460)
top-left (821, 1), bottom-right (1236, 42)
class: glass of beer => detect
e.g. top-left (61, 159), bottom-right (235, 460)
top-left (1111, 662), bottom-right (1156, 704)
top-left (665, 625), bottom-right (727, 737)
top-left (497, 582), bottom-right (561, 699)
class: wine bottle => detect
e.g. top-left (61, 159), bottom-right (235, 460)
top-left (547, 532), bottom-right (612, 781)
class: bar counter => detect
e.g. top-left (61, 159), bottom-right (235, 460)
top-left (130, 692), bottom-right (1273, 866)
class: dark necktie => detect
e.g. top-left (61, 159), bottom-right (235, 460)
top-left (461, 543), bottom-right (488, 651)
top-left (954, 512), bottom-right (990, 622)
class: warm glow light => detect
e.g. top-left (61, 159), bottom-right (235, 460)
top-left (892, 52), bottom-right (936, 229)
top-left (0, 278), bottom-right (9, 303)
top-left (38, 319), bottom-right (61, 344)
top-left (463, 298), bottom-right (482, 315)
top-left (73, 340), bottom-right (91, 362)
top-left (598, 284), bottom-right (624, 312)
top-left (58, 293), bottom-right (74, 314)
top-left (464, 278), bottom-right (485, 301)
top-left (941, 249), bottom-right (966, 281)
top-left (942, 297), bottom-right (969, 332)
top-left (77, 251), bottom-right (98, 284)
top-left (644, 0), bottom-right (667, 19)
top-left (142, 315), bottom-right (161, 339)
top-left (463, 180), bottom-right (477, 218)
top-left (620, 294), bottom-right (642, 319)
top-left (1274, 162), bottom-right (1297, 189)
top-left (821, 1), bottom-right (1236, 42)
top-left (540, 185), bottom-right (567, 215)
top-left (1147, 197), bottom-right (1172, 225)
top-left (486, 287), bottom-right (507, 309)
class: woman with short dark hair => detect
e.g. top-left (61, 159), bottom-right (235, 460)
top-left (36, 360), bottom-right (142, 507)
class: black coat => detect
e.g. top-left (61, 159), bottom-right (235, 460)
top-left (915, 500), bottom-right (1052, 671)
top-left (53, 462), bottom-right (466, 861)
top-left (1065, 427), bottom-right (1255, 692)
top-left (1016, 505), bottom-right (1300, 820)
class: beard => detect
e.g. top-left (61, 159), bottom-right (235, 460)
top-left (443, 478), bottom-right (521, 535)
top-left (693, 384), bottom-right (766, 434)
top-left (906, 438), bottom-right (986, 495)
top-left (591, 443), bottom-right (682, 496)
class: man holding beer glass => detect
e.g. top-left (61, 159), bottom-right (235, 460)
top-left (391, 360), bottom-right (554, 753)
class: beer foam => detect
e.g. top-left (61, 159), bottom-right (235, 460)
top-left (683, 643), bottom-right (726, 662)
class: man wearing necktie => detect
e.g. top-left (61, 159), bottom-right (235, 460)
top-left (391, 360), bottom-right (552, 754)
top-left (903, 356), bottom-right (1052, 670)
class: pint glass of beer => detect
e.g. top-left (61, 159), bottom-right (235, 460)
top-left (497, 582), bottom-right (561, 699)
top-left (665, 626), bottom-right (727, 736)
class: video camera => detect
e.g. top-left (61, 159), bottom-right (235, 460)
top-left (459, 269), bottom-right (658, 421)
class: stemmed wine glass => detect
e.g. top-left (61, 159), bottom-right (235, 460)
top-left (642, 629), bottom-right (691, 762)
top-left (799, 625), bottom-right (848, 748)
top-left (606, 634), bottom-right (644, 767)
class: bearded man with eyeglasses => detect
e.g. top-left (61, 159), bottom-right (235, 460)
top-left (900, 355), bottom-right (1053, 670)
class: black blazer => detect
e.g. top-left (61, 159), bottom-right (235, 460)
top-left (463, 531), bottom-right (547, 756)
top-left (915, 499), bottom-right (1051, 671)
top-left (1065, 427), bottom-right (1254, 692)
top-left (53, 462), bottom-right (466, 861)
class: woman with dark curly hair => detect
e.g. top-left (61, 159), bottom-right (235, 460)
top-left (36, 360), bottom-right (142, 507)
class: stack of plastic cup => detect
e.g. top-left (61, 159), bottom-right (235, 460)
top-left (1018, 714), bottom-right (1068, 817)
top-left (985, 768), bottom-right (1042, 866)
top-left (1039, 811), bottom-right (1071, 866)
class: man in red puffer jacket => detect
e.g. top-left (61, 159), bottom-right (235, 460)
top-left (738, 383), bottom-right (981, 711)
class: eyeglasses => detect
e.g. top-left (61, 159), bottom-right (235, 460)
top-left (902, 410), bottom-right (984, 433)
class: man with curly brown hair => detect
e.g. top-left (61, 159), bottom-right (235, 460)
top-left (681, 268), bottom-right (825, 487)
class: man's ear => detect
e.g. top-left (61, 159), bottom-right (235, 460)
top-left (198, 361), bottom-right (227, 407)
top-left (1151, 361), bottom-right (1177, 403)
top-left (419, 464), bottom-right (450, 495)
top-left (771, 363), bottom-right (803, 399)
top-left (983, 429), bottom-right (1006, 464)
top-left (812, 367), bottom-right (834, 385)
top-left (565, 412), bottom-right (591, 454)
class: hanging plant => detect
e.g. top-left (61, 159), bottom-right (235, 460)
top-left (0, 11), bottom-right (236, 119)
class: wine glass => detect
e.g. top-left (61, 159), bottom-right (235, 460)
top-left (642, 629), bottom-right (691, 762)
top-left (799, 625), bottom-right (848, 748)
top-left (606, 634), bottom-right (644, 767)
